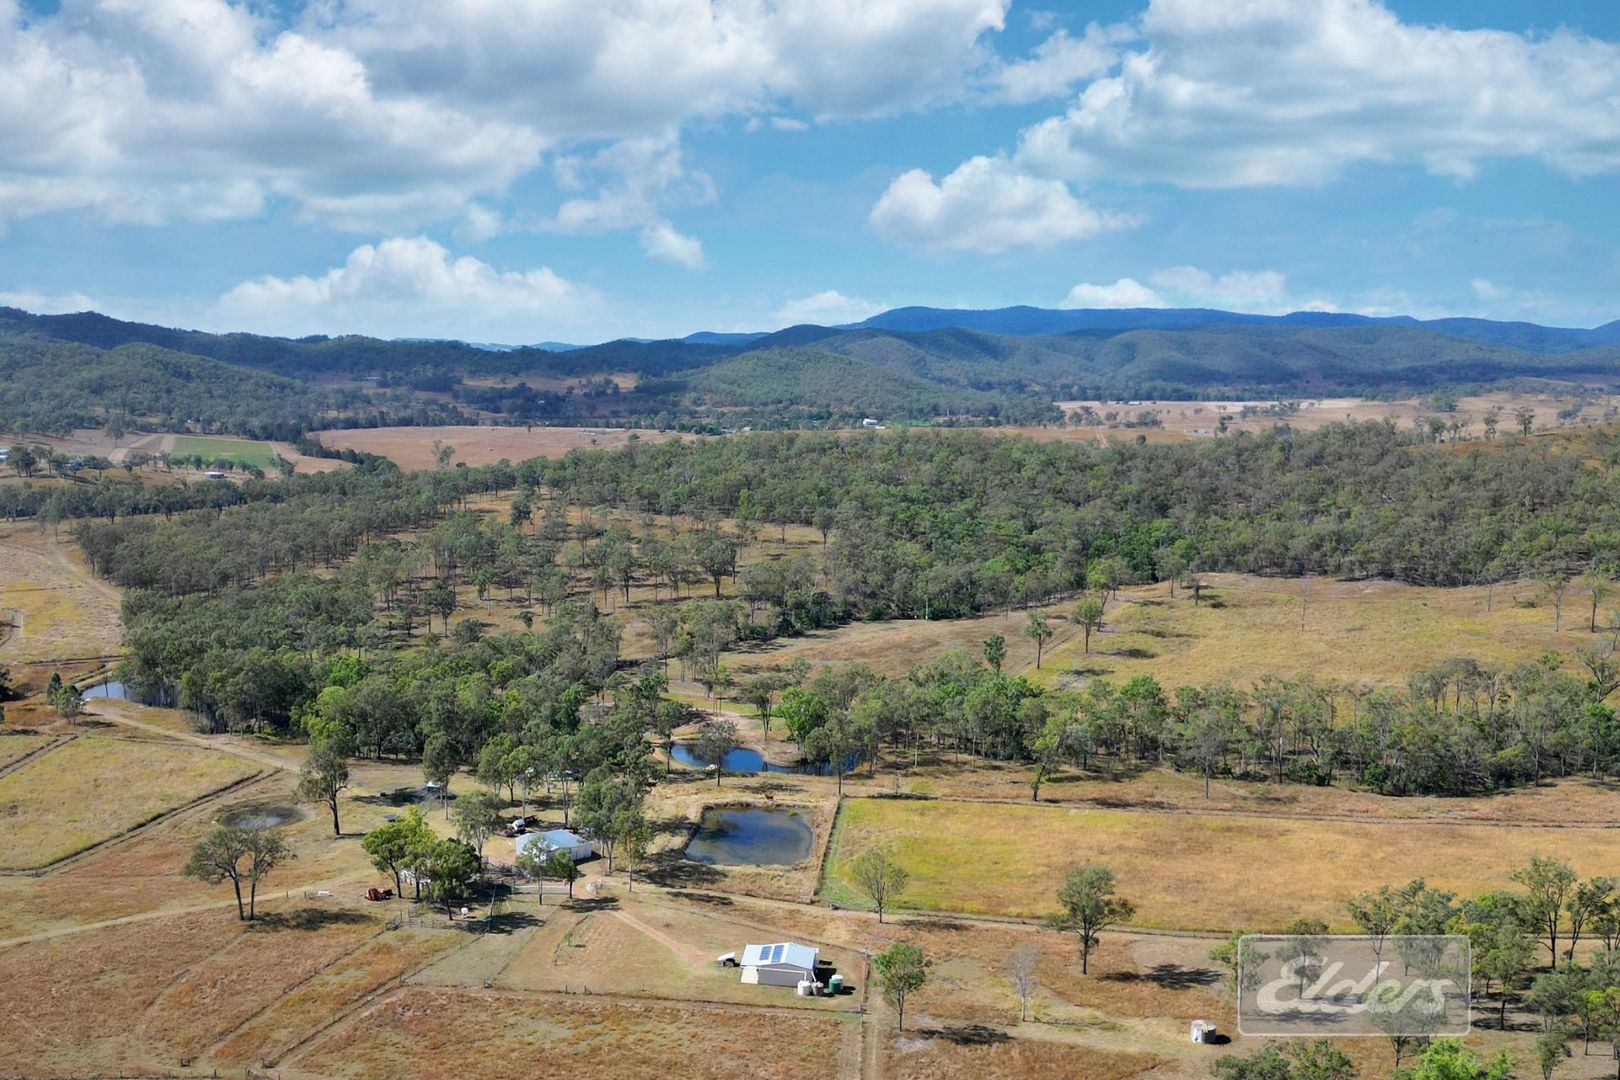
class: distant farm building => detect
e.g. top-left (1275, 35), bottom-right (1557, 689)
top-left (515, 828), bottom-right (593, 862)
top-left (740, 942), bottom-right (819, 987)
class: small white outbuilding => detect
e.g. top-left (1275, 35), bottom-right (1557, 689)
top-left (740, 942), bottom-right (820, 988)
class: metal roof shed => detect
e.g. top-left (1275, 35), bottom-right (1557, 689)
top-left (739, 942), bottom-right (820, 987)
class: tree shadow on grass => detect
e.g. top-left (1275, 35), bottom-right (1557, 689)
top-left (642, 851), bottom-right (726, 889)
top-left (249, 908), bottom-right (372, 932)
top-left (474, 910), bottom-right (541, 935)
top-left (561, 897), bottom-right (620, 913)
top-left (918, 1024), bottom-right (1010, 1046)
top-left (1101, 963), bottom-right (1220, 990)
top-left (667, 889), bottom-right (735, 907)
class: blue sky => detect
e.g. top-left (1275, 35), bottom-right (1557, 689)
top-left (1, 0), bottom-right (1617, 342)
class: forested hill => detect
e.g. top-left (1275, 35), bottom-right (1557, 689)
top-left (4, 303), bottom-right (1620, 436)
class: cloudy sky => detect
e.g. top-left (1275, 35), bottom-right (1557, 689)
top-left (2, 0), bottom-right (1618, 342)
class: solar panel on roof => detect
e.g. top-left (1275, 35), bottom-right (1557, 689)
top-left (771, 944), bottom-right (784, 963)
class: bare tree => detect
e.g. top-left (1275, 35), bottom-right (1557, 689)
top-left (1006, 943), bottom-right (1039, 1021)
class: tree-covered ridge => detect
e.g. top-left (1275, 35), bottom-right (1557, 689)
top-left (8, 304), bottom-right (1620, 437)
top-left (543, 424), bottom-right (1617, 603)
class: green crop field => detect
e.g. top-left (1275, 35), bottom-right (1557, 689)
top-left (169, 435), bottom-right (279, 469)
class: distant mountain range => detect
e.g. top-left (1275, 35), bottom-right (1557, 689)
top-left (4, 302), bottom-right (1620, 438)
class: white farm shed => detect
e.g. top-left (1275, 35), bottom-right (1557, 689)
top-left (515, 828), bottom-right (593, 862)
top-left (740, 942), bottom-right (820, 988)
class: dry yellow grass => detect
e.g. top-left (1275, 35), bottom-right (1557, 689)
top-left (491, 893), bottom-right (860, 1011)
top-left (294, 986), bottom-right (852, 1079)
top-left (1045, 389), bottom-right (1615, 442)
top-left (313, 424), bottom-right (686, 471)
top-left (211, 928), bottom-right (454, 1068)
top-left (823, 797), bottom-right (1620, 931)
top-left (0, 735), bottom-right (258, 868)
top-left (690, 572), bottom-right (1596, 696)
top-left (0, 904), bottom-right (385, 1078)
top-left (886, 1035), bottom-right (1162, 1080)
top-left (851, 754), bottom-right (1620, 827)
top-left (1037, 573), bottom-right (1594, 691)
top-left (0, 732), bottom-right (53, 769)
top-left (0, 521), bottom-right (123, 670)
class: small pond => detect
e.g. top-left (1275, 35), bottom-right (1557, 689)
top-left (668, 743), bottom-right (857, 776)
top-left (683, 807), bottom-right (815, 866)
top-left (220, 805), bottom-right (302, 830)
top-left (82, 680), bottom-right (127, 700)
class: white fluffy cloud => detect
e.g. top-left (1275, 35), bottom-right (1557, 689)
top-left (0, 0), bottom-right (1012, 243)
top-left (869, 155), bottom-right (1138, 253)
top-left (1016, 0), bottom-right (1620, 187)
top-left (988, 23), bottom-right (1128, 104)
top-left (0, 1), bottom-right (543, 229)
top-left (639, 224), bottom-right (707, 269)
top-left (774, 290), bottom-right (886, 326)
top-left (1062, 266), bottom-right (1328, 313)
top-left (1061, 277), bottom-right (1163, 308)
top-left (0, 288), bottom-right (97, 314)
top-left (212, 237), bottom-right (599, 340)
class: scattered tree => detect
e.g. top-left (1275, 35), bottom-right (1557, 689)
top-left (850, 846), bottom-right (910, 924)
top-left (183, 824), bottom-right (294, 921)
top-left (1052, 863), bottom-right (1134, 975)
top-left (873, 942), bottom-right (929, 1032)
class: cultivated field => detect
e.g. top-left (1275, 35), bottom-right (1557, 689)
top-left (312, 424), bottom-right (686, 470)
top-left (167, 433), bottom-right (280, 468)
top-left (7, 427), bottom-right (343, 474)
top-left (0, 735), bottom-right (259, 869)
top-left (822, 797), bottom-right (1620, 930)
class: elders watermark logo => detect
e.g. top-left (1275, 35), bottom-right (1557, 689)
top-left (1237, 934), bottom-right (1471, 1037)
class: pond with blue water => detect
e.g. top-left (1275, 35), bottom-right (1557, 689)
top-left (668, 743), bottom-right (856, 776)
top-left (683, 807), bottom-right (815, 866)
top-left (82, 680), bottom-right (127, 700)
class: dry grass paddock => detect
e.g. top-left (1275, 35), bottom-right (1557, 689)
top-left (0, 732), bottom-right (53, 770)
top-left (1044, 389), bottom-right (1617, 443)
top-left (483, 891), bottom-right (861, 1011)
top-left (210, 929), bottom-right (454, 1069)
top-left (885, 1037), bottom-right (1162, 1080)
top-left (1037, 573), bottom-right (1599, 691)
top-left (822, 797), bottom-right (1620, 931)
top-left (0, 520), bottom-right (123, 674)
top-left (0, 735), bottom-right (259, 869)
top-left (0, 903), bottom-right (395, 1078)
top-left (880, 756), bottom-right (1620, 826)
top-left (292, 986), bottom-right (854, 1080)
top-left (313, 424), bottom-right (686, 471)
top-left (699, 571), bottom-right (1601, 695)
